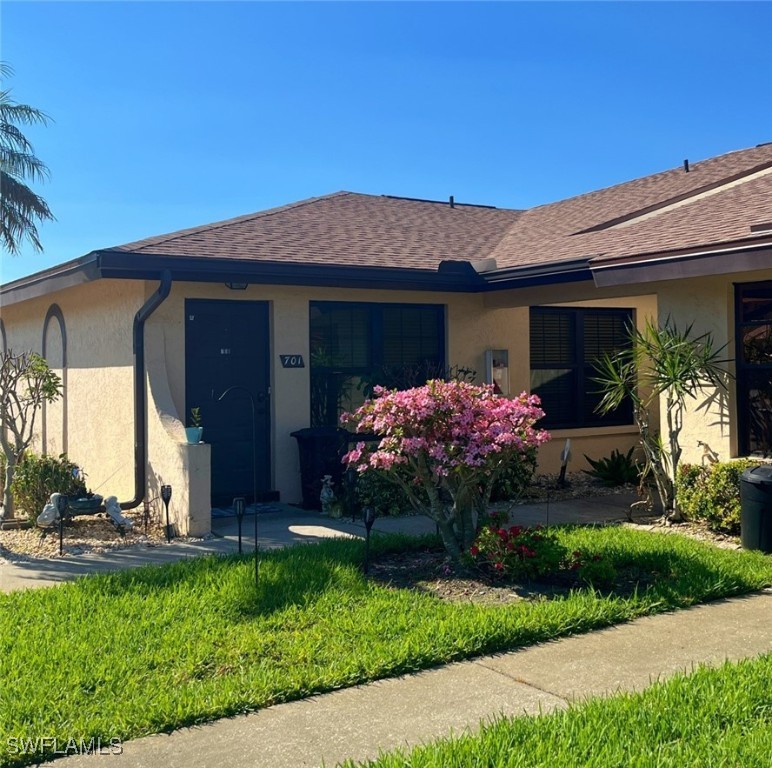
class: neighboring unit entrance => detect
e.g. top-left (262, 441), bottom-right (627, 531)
top-left (185, 299), bottom-right (271, 506)
top-left (737, 282), bottom-right (772, 457)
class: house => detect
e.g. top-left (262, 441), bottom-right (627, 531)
top-left (1, 143), bottom-right (771, 534)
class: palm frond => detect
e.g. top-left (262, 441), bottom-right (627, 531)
top-left (0, 63), bottom-right (53, 255)
top-left (0, 171), bottom-right (54, 253)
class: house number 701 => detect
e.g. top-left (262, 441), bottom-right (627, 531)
top-left (280, 355), bottom-right (305, 368)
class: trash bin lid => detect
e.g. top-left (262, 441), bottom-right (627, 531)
top-left (741, 465), bottom-right (772, 485)
top-left (291, 427), bottom-right (349, 439)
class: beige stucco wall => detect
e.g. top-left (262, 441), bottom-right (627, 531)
top-left (0, 280), bottom-right (139, 493)
top-left (655, 268), bottom-right (772, 466)
top-left (0, 279), bottom-right (209, 534)
top-left (5, 265), bottom-right (766, 533)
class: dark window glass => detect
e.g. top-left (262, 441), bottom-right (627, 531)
top-left (740, 286), bottom-right (772, 323)
top-left (310, 302), bottom-right (445, 427)
top-left (737, 282), bottom-right (772, 456)
top-left (744, 369), bottom-right (772, 456)
top-left (530, 307), bottom-right (634, 429)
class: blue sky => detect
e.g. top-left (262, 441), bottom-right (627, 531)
top-left (2, 1), bottom-right (771, 284)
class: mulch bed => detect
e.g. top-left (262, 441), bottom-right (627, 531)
top-left (365, 546), bottom-right (654, 606)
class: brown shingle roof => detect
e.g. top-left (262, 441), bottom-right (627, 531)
top-left (489, 143), bottom-right (772, 269)
top-left (112, 192), bottom-right (523, 271)
top-left (110, 144), bottom-right (772, 274)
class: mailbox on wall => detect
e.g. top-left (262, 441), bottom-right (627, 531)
top-left (484, 349), bottom-right (509, 396)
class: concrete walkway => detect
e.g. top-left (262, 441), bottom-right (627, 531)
top-left (46, 589), bottom-right (772, 768)
top-left (0, 493), bottom-right (639, 593)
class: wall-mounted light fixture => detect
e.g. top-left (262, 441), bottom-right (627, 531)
top-left (225, 282), bottom-right (248, 290)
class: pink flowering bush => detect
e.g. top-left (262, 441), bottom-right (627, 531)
top-left (342, 380), bottom-right (550, 559)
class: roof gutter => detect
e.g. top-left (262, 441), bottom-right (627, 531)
top-left (480, 258), bottom-right (594, 290)
top-left (95, 250), bottom-right (484, 292)
top-left (0, 254), bottom-right (101, 307)
top-left (590, 238), bottom-right (772, 287)
top-left (120, 270), bottom-right (172, 510)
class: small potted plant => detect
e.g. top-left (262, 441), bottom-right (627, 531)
top-left (186, 407), bottom-right (203, 444)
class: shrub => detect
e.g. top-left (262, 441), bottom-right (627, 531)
top-left (10, 452), bottom-right (87, 520)
top-left (676, 459), bottom-right (757, 534)
top-left (1, 350), bottom-right (63, 519)
top-left (583, 447), bottom-right (640, 487)
top-left (490, 446), bottom-right (538, 502)
top-left (355, 469), bottom-right (415, 516)
top-left (467, 521), bottom-right (567, 581)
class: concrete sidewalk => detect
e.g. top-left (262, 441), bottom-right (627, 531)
top-left (46, 589), bottom-right (772, 768)
top-left (0, 493), bottom-right (639, 593)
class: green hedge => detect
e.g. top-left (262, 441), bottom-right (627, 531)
top-left (676, 459), bottom-right (758, 534)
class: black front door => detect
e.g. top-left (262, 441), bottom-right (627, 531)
top-left (185, 299), bottom-right (271, 505)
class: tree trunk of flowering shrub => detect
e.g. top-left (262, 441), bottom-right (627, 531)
top-left (343, 380), bottom-right (550, 560)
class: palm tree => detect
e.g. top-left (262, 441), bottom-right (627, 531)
top-left (0, 62), bottom-right (54, 255)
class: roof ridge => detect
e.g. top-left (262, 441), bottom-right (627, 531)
top-left (575, 159), bottom-right (772, 235)
top-left (525, 144), bottom-right (772, 217)
top-left (114, 191), bottom-right (353, 252)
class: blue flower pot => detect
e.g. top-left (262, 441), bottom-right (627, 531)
top-left (185, 427), bottom-right (203, 444)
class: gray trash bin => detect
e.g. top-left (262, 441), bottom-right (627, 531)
top-left (740, 465), bottom-right (772, 553)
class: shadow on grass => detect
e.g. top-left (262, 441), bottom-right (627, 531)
top-left (231, 533), bottom-right (446, 618)
top-left (57, 537), bottom-right (384, 619)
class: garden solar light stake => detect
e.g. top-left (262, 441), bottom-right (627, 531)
top-left (233, 496), bottom-right (245, 553)
top-left (558, 439), bottom-right (571, 488)
top-left (56, 494), bottom-right (68, 556)
top-left (362, 506), bottom-right (376, 574)
top-left (255, 499), bottom-right (260, 589)
top-left (143, 499), bottom-right (150, 534)
top-left (161, 485), bottom-right (172, 542)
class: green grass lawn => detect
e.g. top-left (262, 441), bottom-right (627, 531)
top-left (343, 652), bottom-right (772, 767)
top-left (1, 527), bottom-right (770, 767)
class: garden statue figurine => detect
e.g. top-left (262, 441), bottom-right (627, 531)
top-left (320, 475), bottom-right (335, 516)
top-left (104, 496), bottom-right (134, 530)
top-left (37, 492), bottom-right (63, 528)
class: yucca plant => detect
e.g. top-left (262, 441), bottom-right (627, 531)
top-left (592, 317), bottom-right (729, 521)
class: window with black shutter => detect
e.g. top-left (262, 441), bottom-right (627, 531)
top-left (530, 307), bottom-right (634, 429)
